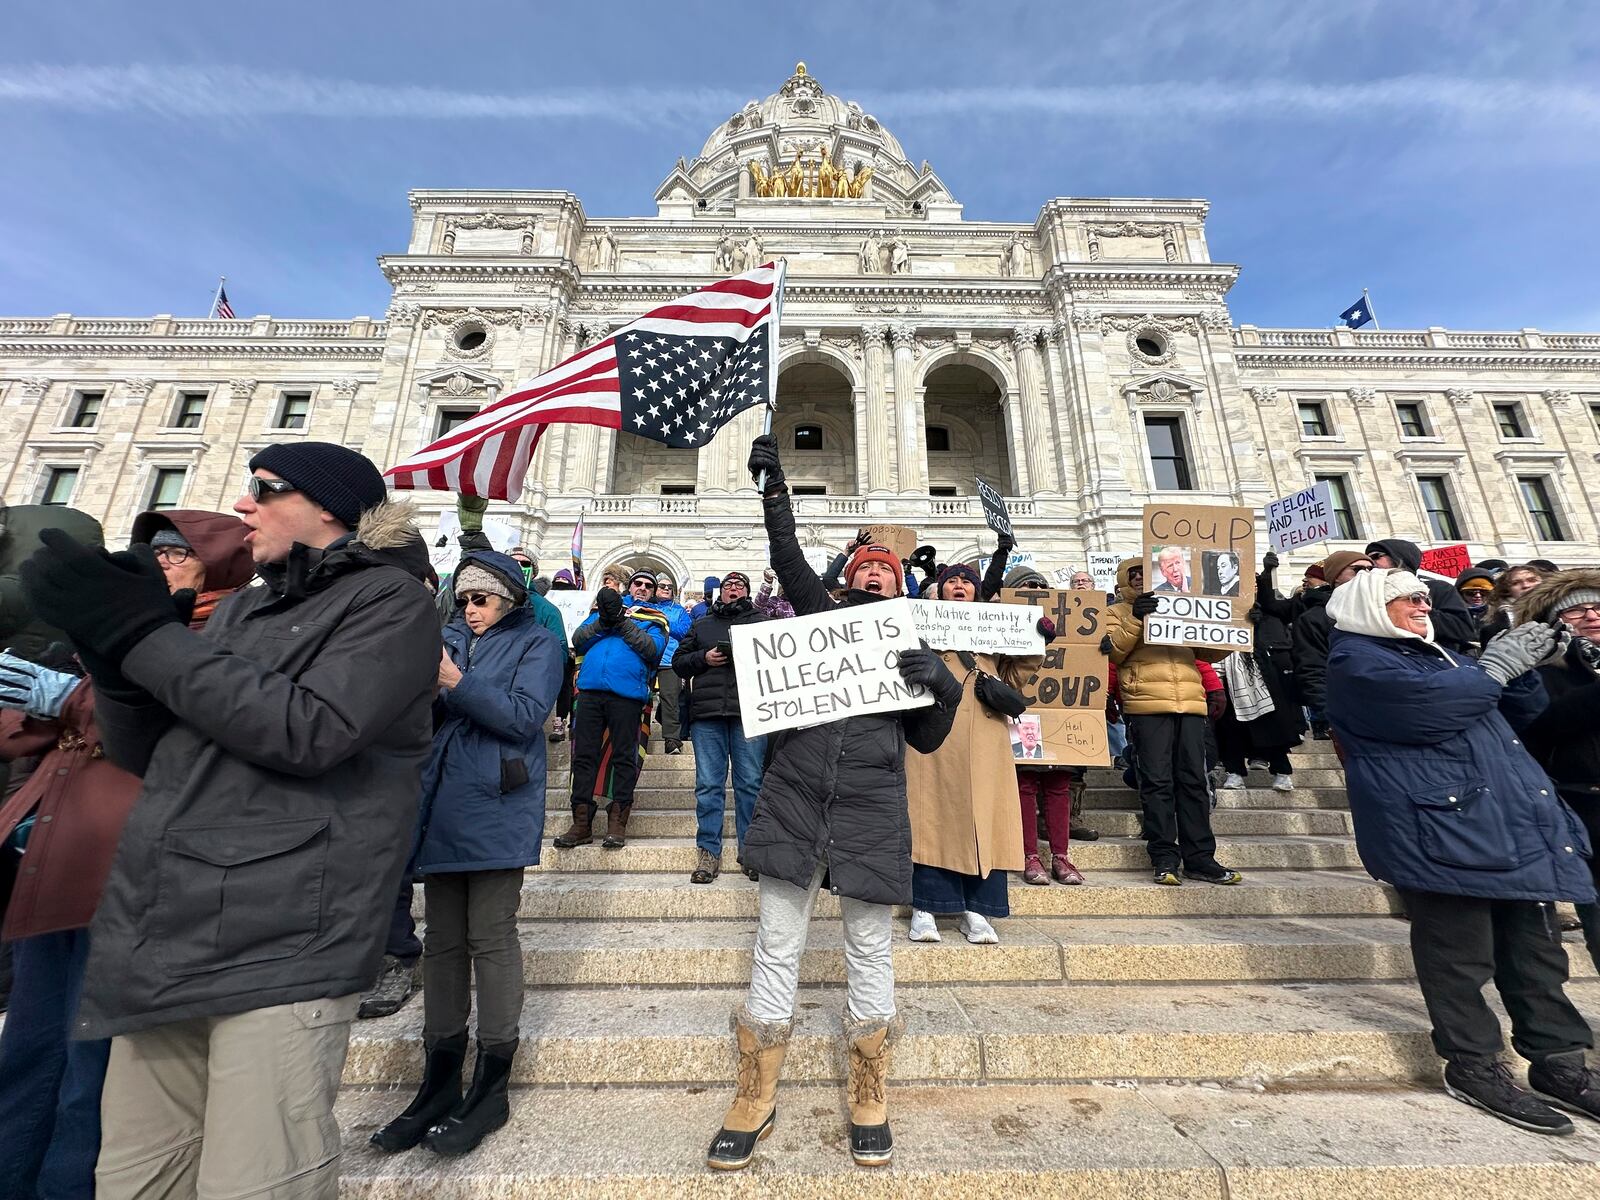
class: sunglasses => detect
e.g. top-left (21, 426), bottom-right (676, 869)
top-left (153, 545), bottom-right (195, 565)
top-left (244, 475), bottom-right (298, 502)
top-left (461, 593), bottom-right (498, 608)
top-left (1396, 592), bottom-right (1432, 607)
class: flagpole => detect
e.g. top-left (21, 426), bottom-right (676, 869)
top-left (757, 259), bottom-right (786, 492)
top-left (1362, 287), bottom-right (1380, 331)
top-left (208, 275), bottom-right (226, 319)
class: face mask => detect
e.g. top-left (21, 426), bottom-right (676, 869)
top-left (521, 565), bottom-right (533, 586)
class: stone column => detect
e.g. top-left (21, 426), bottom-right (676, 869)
top-left (890, 323), bottom-right (925, 494)
top-left (1002, 388), bottom-right (1032, 496)
top-left (1012, 326), bottom-right (1060, 495)
top-left (861, 324), bottom-right (895, 494)
top-left (541, 319), bottom-right (583, 492)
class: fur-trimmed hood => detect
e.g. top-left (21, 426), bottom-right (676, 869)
top-left (1515, 568), bottom-right (1600, 626)
top-left (354, 499), bottom-right (422, 551)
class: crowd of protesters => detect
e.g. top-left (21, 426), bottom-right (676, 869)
top-left (0, 436), bottom-right (1596, 1194)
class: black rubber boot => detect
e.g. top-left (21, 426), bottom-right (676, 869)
top-left (370, 1032), bottom-right (468, 1153)
top-left (425, 1039), bottom-right (518, 1156)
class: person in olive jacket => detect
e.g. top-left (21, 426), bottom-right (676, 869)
top-left (673, 569), bottom-right (769, 884)
top-left (706, 435), bottom-right (962, 1174)
top-left (373, 550), bottom-right (562, 1158)
top-left (19, 442), bottom-right (440, 1199)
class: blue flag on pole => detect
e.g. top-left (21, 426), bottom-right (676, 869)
top-left (1338, 298), bottom-right (1373, 329)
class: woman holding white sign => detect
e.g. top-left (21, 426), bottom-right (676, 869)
top-left (904, 563), bottom-right (1052, 945)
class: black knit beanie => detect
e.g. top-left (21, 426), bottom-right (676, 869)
top-left (248, 442), bottom-right (387, 530)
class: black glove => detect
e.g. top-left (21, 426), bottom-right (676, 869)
top-left (896, 647), bottom-right (960, 706)
top-left (996, 529), bottom-right (1016, 558)
top-left (747, 434), bottom-right (786, 491)
top-left (1130, 592), bottom-right (1159, 620)
top-left (20, 531), bottom-right (183, 668)
top-left (1037, 616), bottom-right (1057, 645)
top-left (596, 587), bottom-right (624, 625)
top-left (1261, 550), bottom-right (1279, 574)
top-left (1098, 634), bottom-right (1114, 655)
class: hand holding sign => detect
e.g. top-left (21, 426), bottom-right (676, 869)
top-left (1141, 503), bottom-right (1256, 651)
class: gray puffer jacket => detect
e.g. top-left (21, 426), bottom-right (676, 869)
top-left (78, 501), bottom-right (441, 1038)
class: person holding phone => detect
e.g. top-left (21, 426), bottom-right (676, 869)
top-left (673, 570), bottom-right (771, 884)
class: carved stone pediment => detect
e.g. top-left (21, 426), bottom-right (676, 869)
top-left (1123, 371), bottom-right (1204, 407)
top-left (416, 366), bottom-right (502, 400)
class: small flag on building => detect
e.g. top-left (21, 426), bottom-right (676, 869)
top-left (1338, 296), bottom-right (1373, 329)
top-left (571, 511), bottom-right (585, 589)
top-left (213, 285), bottom-right (236, 320)
top-left (385, 262), bottom-right (785, 499)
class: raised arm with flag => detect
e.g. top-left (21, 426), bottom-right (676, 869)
top-left (385, 261), bottom-right (785, 499)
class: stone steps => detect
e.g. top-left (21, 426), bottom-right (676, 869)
top-left (337, 1079), bottom-right (1600, 1199)
top-left (543, 784), bottom-right (1353, 811)
top-left (547, 765), bottom-right (1351, 790)
top-left (345, 979), bottom-right (1600, 1089)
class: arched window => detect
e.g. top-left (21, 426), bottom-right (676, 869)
top-left (926, 425), bottom-right (952, 452)
top-left (794, 423), bottom-right (823, 451)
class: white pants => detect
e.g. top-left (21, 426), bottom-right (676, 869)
top-left (746, 864), bottom-right (895, 1023)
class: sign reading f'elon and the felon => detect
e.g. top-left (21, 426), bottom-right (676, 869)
top-left (1141, 503), bottom-right (1256, 652)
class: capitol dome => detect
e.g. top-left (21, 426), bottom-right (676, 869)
top-left (654, 63), bottom-right (958, 219)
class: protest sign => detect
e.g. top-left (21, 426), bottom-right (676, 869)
top-left (1419, 543), bottom-right (1471, 578)
top-left (999, 588), bottom-right (1110, 766)
top-left (546, 590), bottom-right (597, 645)
top-left (732, 597), bottom-right (932, 736)
top-left (1265, 480), bottom-right (1335, 553)
top-left (1088, 552), bottom-right (1121, 594)
top-left (1141, 504), bottom-right (1255, 651)
top-left (975, 476), bottom-right (1012, 537)
top-left (978, 548), bottom-right (1036, 579)
top-left (861, 523), bottom-right (918, 561)
top-left (909, 599), bottom-right (1045, 656)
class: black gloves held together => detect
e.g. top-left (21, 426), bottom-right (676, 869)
top-left (1130, 592), bottom-right (1160, 620)
top-left (20, 531), bottom-right (184, 670)
top-left (896, 647), bottom-right (961, 707)
top-left (596, 587), bottom-right (624, 625)
top-left (747, 434), bottom-right (786, 491)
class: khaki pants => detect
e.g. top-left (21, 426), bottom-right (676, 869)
top-left (97, 994), bottom-right (359, 1200)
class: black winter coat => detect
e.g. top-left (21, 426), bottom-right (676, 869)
top-left (740, 490), bottom-right (959, 905)
top-left (1524, 641), bottom-right (1600, 803)
top-left (1290, 587), bottom-right (1334, 713)
top-left (1366, 538), bottom-right (1479, 654)
top-left (673, 598), bottom-right (769, 723)
top-left (80, 505), bottom-right (440, 1038)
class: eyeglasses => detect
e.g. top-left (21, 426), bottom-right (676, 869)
top-left (153, 545), bottom-right (195, 565)
top-left (1397, 592), bottom-right (1432, 607)
top-left (461, 593), bottom-right (497, 608)
top-left (1560, 604), bottom-right (1600, 619)
top-left (244, 475), bottom-right (298, 502)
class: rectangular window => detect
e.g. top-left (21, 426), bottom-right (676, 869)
top-left (1518, 476), bottom-right (1565, 541)
top-left (148, 467), bottom-right (187, 510)
top-left (1417, 475), bottom-right (1462, 541)
top-left (929, 486), bottom-right (959, 497)
top-left (1144, 416), bottom-right (1193, 490)
top-left (1314, 474), bottom-right (1360, 539)
top-left (435, 407), bottom-right (477, 438)
top-left (69, 390), bottom-right (104, 428)
top-left (41, 466), bottom-right (79, 505)
top-left (1591, 402), bottom-right (1600, 435)
top-left (275, 391), bottom-right (311, 429)
top-left (1297, 400), bottom-right (1330, 437)
top-left (790, 485), bottom-right (827, 496)
top-left (659, 484), bottom-right (696, 495)
top-left (173, 392), bottom-right (207, 429)
top-left (925, 426), bottom-right (952, 452)
top-left (1493, 402), bottom-right (1527, 439)
top-left (1395, 401), bottom-right (1428, 437)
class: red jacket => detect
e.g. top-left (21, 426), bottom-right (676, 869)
top-left (0, 680), bottom-right (142, 940)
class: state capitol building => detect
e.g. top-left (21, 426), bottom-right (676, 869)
top-left (3, 64), bottom-right (1597, 581)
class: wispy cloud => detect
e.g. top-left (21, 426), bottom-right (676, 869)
top-left (3, 64), bottom-right (1597, 128)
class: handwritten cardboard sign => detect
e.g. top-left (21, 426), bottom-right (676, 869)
top-left (1265, 480), bottom-right (1334, 553)
top-left (975, 476), bottom-right (1012, 537)
top-left (1419, 543), bottom-right (1471, 578)
top-left (546, 590), bottom-right (597, 646)
top-left (732, 597), bottom-right (931, 736)
top-left (909, 599), bottom-right (1044, 656)
top-left (861, 524), bottom-right (918, 562)
top-left (1087, 552), bottom-right (1122, 594)
top-left (998, 588), bottom-right (1110, 766)
top-left (1141, 504), bottom-right (1255, 651)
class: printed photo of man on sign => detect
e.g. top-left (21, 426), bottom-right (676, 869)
top-left (1140, 504), bottom-right (1256, 652)
top-left (998, 588), bottom-right (1110, 766)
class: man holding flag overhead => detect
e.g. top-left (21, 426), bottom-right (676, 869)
top-left (386, 262), bottom-right (785, 498)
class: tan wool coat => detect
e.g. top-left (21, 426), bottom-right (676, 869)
top-left (906, 648), bottom-right (1040, 876)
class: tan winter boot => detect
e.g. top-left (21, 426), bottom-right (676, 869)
top-left (706, 1007), bottom-right (792, 1170)
top-left (844, 1010), bottom-right (905, 1166)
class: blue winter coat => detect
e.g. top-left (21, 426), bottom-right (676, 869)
top-left (649, 598), bottom-right (692, 667)
top-left (572, 607), bottom-right (667, 702)
top-left (1325, 629), bottom-right (1594, 903)
top-left (412, 603), bottom-right (564, 873)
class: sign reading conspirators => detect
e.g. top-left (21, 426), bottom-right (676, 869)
top-left (909, 599), bottom-right (1045, 656)
top-left (732, 597), bottom-right (932, 736)
top-left (975, 476), bottom-right (1012, 537)
top-left (1265, 480), bottom-right (1334, 553)
top-left (998, 588), bottom-right (1110, 766)
top-left (1141, 503), bottom-right (1256, 652)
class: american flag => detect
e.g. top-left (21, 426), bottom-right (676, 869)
top-left (213, 285), bottom-right (236, 320)
top-left (385, 262), bottom-right (784, 498)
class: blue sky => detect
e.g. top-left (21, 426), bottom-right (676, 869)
top-left (3, 1), bottom-right (1598, 331)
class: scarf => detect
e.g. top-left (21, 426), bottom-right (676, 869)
top-left (1220, 651), bottom-right (1274, 721)
top-left (187, 588), bottom-right (235, 630)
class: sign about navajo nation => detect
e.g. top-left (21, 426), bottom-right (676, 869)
top-left (546, 590), bottom-right (597, 646)
top-left (998, 588), bottom-right (1110, 766)
top-left (975, 476), bottom-right (1012, 537)
top-left (909, 599), bottom-right (1045, 656)
top-left (1265, 480), bottom-right (1334, 553)
top-left (1141, 504), bottom-right (1256, 652)
top-left (732, 598), bottom-right (932, 736)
